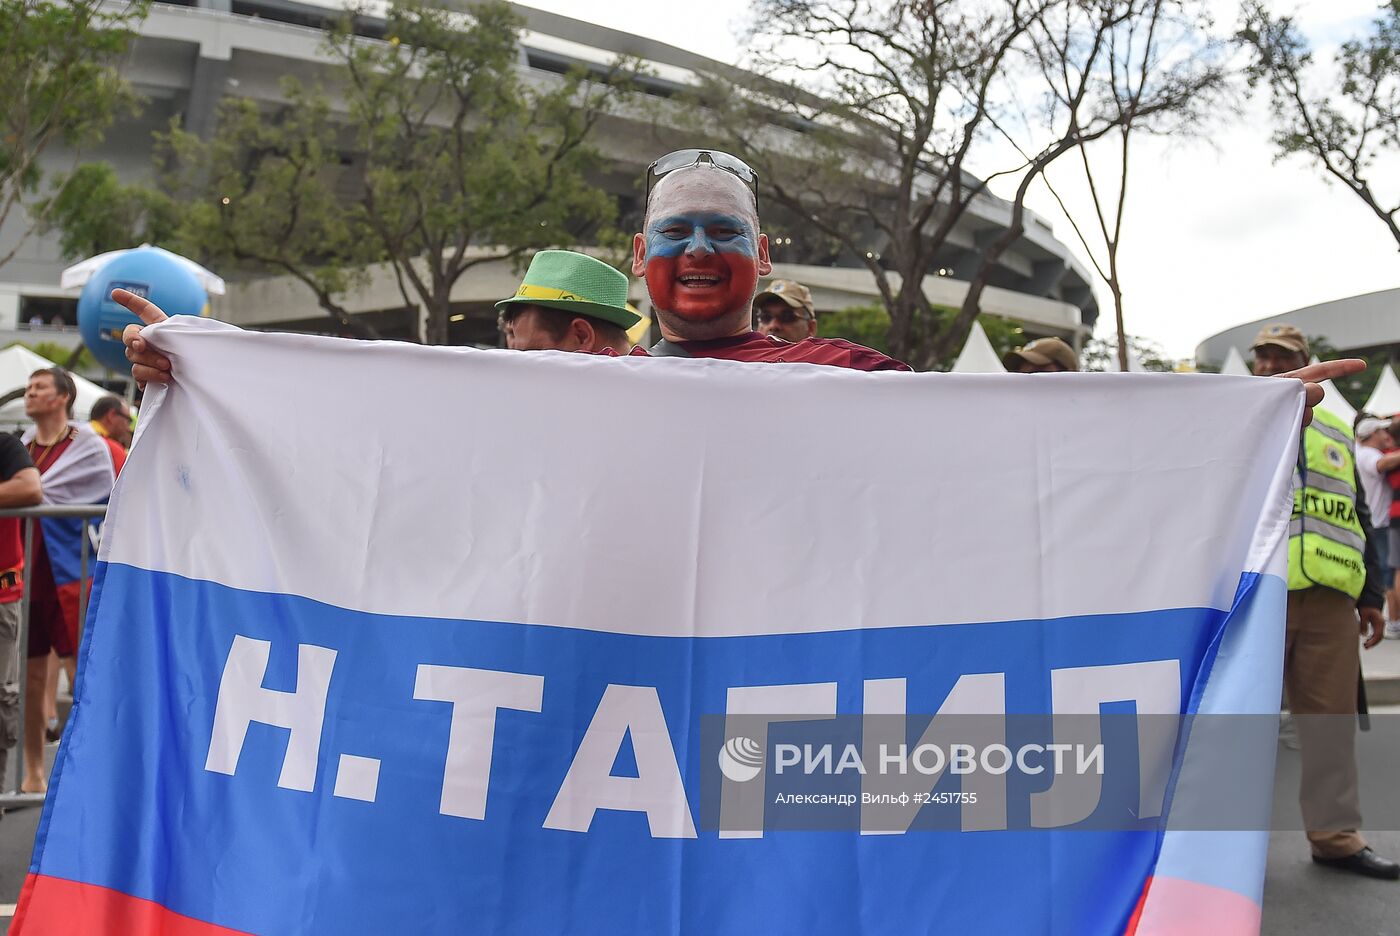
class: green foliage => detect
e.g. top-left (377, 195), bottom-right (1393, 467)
top-left (332, 0), bottom-right (629, 342)
top-left (0, 0), bottom-right (146, 270)
top-left (818, 303), bottom-right (1025, 369)
top-left (37, 162), bottom-right (179, 258)
top-left (1240, 1), bottom-right (1400, 246)
top-left (1308, 334), bottom-right (1396, 410)
top-left (7, 340), bottom-right (95, 372)
top-left (1081, 335), bottom-right (1175, 372)
top-left (819, 305), bottom-right (892, 355)
top-left (44, 0), bottom-right (632, 343)
top-left (161, 87), bottom-right (373, 329)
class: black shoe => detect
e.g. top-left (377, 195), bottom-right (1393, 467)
top-left (1312, 847), bottom-right (1400, 880)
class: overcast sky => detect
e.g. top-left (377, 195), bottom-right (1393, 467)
top-left (518, 0), bottom-right (1398, 360)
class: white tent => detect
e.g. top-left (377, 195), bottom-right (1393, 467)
top-left (951, 320), bottom-right (1007, 374)
top-left (0, 345), bottom-right (110, 424)
top-left (1220, 347), bottom-right (1251, 377)
top-left (60, 244), bottom-right (227, 295)
top-left (1363, 364), bottom-right (1400, 417)
top-left (1310, 355), bottom-right (1358, 425)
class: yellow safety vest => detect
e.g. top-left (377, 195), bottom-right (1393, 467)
top-left (1288, 408), bottom-right (1366, 598)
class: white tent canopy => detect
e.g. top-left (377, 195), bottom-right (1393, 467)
top-left (1364, 364), bottom-right (1400, 417)
top-left (951, 320), bottom-right (1007, 374)
top-left (60, 244), bottom-right (227, 295)
top-left (1220, 347), bottom-right (1251, 377)
top-left (0, 345), bottom-right (111, 424)
top-left (1310, 355), bottom-right (1358, 425)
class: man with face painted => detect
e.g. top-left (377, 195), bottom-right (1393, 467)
top-left (628, 150), bottom-right (908, 371)
top-left (117, 153), bottom-right (1362, 410)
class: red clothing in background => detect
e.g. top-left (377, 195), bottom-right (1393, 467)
top-left (102, 437), bottom-right (126, 476)
top-left (1387, 447), bottom-right (1399, 524)
top-left (25, 428), bottom-right (81, 657)
top-left (0, 434), bottom-right (35, 603)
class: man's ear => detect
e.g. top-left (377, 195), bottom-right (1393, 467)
top-left (632, 233), bottom-right (648, 277)
top-left (571, 317), bottom-right (597, 352)
top-left (756, 232), bottom-right (772, 276)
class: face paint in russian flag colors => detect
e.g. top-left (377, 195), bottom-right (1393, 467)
top-left (644, 212), bottom-right (760, 323)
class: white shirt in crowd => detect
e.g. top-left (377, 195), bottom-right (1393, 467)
top-left (1358, 445), bottom-right (1392, 528)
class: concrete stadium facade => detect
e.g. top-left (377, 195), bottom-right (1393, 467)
top-left (0, 0), bottom-right (1101, 351)
top-left (1195, 287), bottom-right (1400, 368)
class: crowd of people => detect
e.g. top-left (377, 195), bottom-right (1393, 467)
top-left (0, 371), bottom-right (131, 794)
top-left (11, 148), bottom-right (1391, 882)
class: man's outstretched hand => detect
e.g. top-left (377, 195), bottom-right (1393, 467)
top-left (114, 288), bottom-right (172, 388)
top-left (1281, 358), bottom-right (1366, 427)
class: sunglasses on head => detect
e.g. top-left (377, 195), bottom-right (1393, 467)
top-left (756, 307), bottom-right (808, 325)
top-left (646, 149), bottom-right (759, 210)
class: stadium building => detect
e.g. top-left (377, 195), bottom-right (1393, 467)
top-left (1195, 288), bottom-right (1400, 369)
top-left (0, 0), bottom-right (1101, 354)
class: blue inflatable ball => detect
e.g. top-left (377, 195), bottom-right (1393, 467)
top-left (77, 248), bottom-right (210, 372)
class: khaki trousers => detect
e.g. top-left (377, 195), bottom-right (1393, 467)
top-left (1284, 587), bottom-right (1366, 858)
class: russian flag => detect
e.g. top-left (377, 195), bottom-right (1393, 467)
top-left (15, 318), bottom-right (1300, 935)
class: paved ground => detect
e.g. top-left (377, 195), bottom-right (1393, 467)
top-left (1262, 827), bottom-right (1400, 936)
top-left (1364, 635), bottom-right (1400, 677)
top-left (1263, 723), bottom-right (1400, 936)
top-left (1, 740), bottom-right (51, 933)
top-left (1363, 636), bottom-right (1400, 704)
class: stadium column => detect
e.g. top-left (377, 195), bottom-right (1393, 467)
top-left (186, 18), bottom-right (233, 140)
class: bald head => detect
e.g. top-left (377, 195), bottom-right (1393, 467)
top-left (643, 165), bottom-right (759, 232)
top-left (633, 165), bottom-right (771, 341)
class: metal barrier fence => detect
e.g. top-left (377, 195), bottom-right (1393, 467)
top-left (0, 504), bottom-right (107, 809)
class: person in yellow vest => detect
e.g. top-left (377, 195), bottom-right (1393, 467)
top-left (1252, 323), bottom-right (1396, 880)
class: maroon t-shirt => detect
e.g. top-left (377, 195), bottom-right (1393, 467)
top-left (627, 332), bottom-right (912, 372)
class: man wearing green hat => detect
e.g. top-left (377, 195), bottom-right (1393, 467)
top-left (496, 250), bottom-right (640, 354)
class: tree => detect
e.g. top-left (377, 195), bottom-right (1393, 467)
top-left (49, 88), bottom-right (380, 338)
top-left (1240, 1), bottom-right (1400, 249)
top-left (818, 301), bottom-right (1024, 365)
top-left (1080, 333), bottom-right (1173, 371)
top-left (958, 0), bottom-right (1227, 369)
top-left (326, 0), bottom-right (626, 343)
top-left (1032, 0), bottom-right (1225, 371)
top-left (697, 0), bottom-right (1225, 370)
top-left (7, 340), bottom-right (96, 373)
top-left (696, 0), bottom-right (1051, 369)
top-left (38, 161), bottom-right (180, 260)
top-left (0, 0), bottom-right (146, 270)
top-left (1305, 334), bottom-right (1394, 409)
top-left (48, 0), bottom-right (630, 344)
top-left (164, 88), bottom-right (381, 338)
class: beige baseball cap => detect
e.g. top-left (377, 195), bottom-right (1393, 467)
top-left (1250, 323), bottom-right (1309, 356)
top-left (1002, 337), bottom-right (1079, 372)
top-left (754, 279), bottom-right (815, 317)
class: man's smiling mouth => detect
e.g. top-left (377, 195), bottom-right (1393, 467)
top-left (677, 272), bottom-right (723, 287)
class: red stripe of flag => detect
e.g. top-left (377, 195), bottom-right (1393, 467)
top-left (11, 874), bottom-right (251, 935)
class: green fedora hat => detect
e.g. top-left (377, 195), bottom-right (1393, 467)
top-left (495, 250), bottom-right (640, 329)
